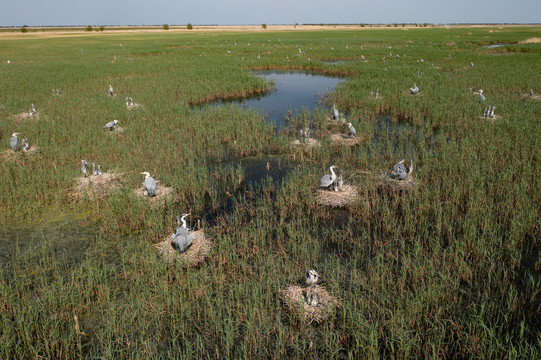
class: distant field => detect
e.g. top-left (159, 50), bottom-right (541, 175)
top-left (0, 26), bottom-right (539, 358)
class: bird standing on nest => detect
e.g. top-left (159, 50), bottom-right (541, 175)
top-left (391, 158), bottom-right (414, 180)
top-left (305, 269), bottom-right (320, 306)
top-left (81, 160), bottom-right (89, 177)
top-left (346, 122), bottom-right (357, 138)
top-left (103, 119), bottom-right (119, 131)
top-left (319, 165), bottom-right (339, 192)
top-left (10, 133), bottom-right (20, 152)
top-left (172, 214), bottom-right (195, 252)
top-left (140, 171), bottom-right (157, 197)
top-left (108, 84), bottom-right (114, 96)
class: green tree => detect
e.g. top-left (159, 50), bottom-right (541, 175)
top-left (163, 24), bottom-right (169, 30)
top-left (20, 27), bottom-right (28, 33)
top-left (261, 23), bottom-right (267, 29)
top-left (86, 25), bottom-right (93, 31)
top-left (186, 23), bottom-right (193, 30)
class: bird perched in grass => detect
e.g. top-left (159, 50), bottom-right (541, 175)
top-left (319, 165), bottom-right (338, 192)
top-left (140, 171), bottom-right (157, 197)
top-left (10, 133), bottom-right (20, 152)
top-left (108, 84), bottom-right (114, 96)
top-left (103, 119), bottom-right (119, 131)
top-left (391, 159), bottom-right (414, 180)
top-left (305, 269), bottom-right (320, 286)
top-left (410, 83), bottom-right (419, 95)
top-left (172, 214), bottom-right (194, 252)
top-left (81, 160), bottom-right (89, 177)
top-left (346, 122), bottom-right (357, 138)
top-left (21, 137), bottom-right (30, 151)
top-left (479, 90), bottom-right (486, 102)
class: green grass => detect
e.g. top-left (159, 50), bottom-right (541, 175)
top-left (0, 26), bottom-right (540, 358)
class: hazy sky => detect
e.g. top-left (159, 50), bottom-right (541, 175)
top-left (1, 0), bottom-right (540, 27)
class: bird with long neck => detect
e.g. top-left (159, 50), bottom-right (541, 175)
top-left (10, 133), bottom-right (20, 152)
top-left (140, 171), bottom-right (157, 197)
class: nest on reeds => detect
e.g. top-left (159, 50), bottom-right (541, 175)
top-left (325, 115), bottom-right (346, 124)
top-left (315, 184), bottom-right (359, 208)
top-left (126, 103), bottom-right (142, 110)
top-left (107, 126), bottom-right (125, 134)
top-left (14, 112), bottom-right (40, 122)
top-left (281, 285), bottom-right (340, 323)
top-left (68, 172), bottom-right (122, 201)
top-left (134, 185), bottom-right (175, 207)
top-left (523, 94), bottom-right (541, 101)
top-left (379, 173), bottom-right (416, 191)
top-left (478, 115), bottom-right (500, 123)
top-left (155, 230), bottom-right (210, 267)
top-left (0, 147), bottom-right (40, 162)
top-left (291, 138), bottom-right (321, 148)
top-left (329, 133), bottom-right (363, 146)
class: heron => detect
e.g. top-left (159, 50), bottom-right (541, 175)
top-left (10, 133), bottom-right (20, 152)
top-left (361, 55), bottom-right (365, 61)
top-left (172, 214), bottom-right (194, 252)
top-left (483, 107), bottom-right (488, 117)
top-left (92, 162), bottom-right (97, 176)
top-left (129, 97), bottom-right (134, 106)
top-left (108, 85), bottom-right (114, 96)
top-left (319, 165), bottom-right (339, 192)
top-left (81, 160), bottom-right (89, 177)
top-left (346, 122), bottom-right (357, 138)
top-left (530, 89), bottom-right (534, 97)
top-left (140, 171), bottom-right (157, 197)
top-left (305, 269), bottom-right (320, 286)
top-left (337, 171), bottom-right (344, 189)
top-left (479, 90), bottom-right (486, 102)
top-left (490, 106), bottom-right (496, 118)
top-left (410, 83), bottom-right (419, 95)
top-left (391, 158), bottom-right (414, 180)
top-left (97, 164), bottom-right (102, 176)
top-left (375, 89), bottom-right (379, 99)
top-left (125, 97), bottom-right (129, 106)
top-left (31, 103), bottom-right (36, 114)
top-left (332, 104), bottom-right (340, 120)
top-left (103, 119), bottom-right (119, 131)
top-left (470, 62), bottom-right (474, 67)
top-left (21, 137), bottom-right (30, 151)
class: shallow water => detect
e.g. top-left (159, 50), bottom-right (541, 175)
top-left (0, 216), bottom-right (94, 269)
top-left (319, 59), bottom-right (353, 65)
top-left (210, 70), bottom-right (344, 129)
top-left (483, 43), bottom-right (514, 48)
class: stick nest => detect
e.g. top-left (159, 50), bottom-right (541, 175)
top-left (134, 185), bottom-right (175, 207)
top-left (325, 115), bottom-right (347, 124)
top-left (329, 134), bottom-right (363, 146)
top-left (315, 184), bottom-right (359, 207)
top-left (380, 173), bottom-right (416, 191)
top-left (291, 138), bottom-right (321, 148)
top-left (107, 126), bottom-right (125, 134)
top-left (1, 147), bottom-right (40, 162)
top-left (68, 172), bottom-right (122, 201)
top-left (478, 115), bottom-right (500, 123)
top-left (126, 103), bottom-right (142, 110)
top-left (14, 112), bottom-right (40, 122)
top-left (281, 285), bottom-right (340, 323)
top-left (155, 230), bottom-right (210, 267)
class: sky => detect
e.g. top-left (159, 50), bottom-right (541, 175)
top-left (1, 0), bottom-right (540, 27)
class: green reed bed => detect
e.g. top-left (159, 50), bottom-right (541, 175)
top-left (0, 27), bottom-right (540, 358)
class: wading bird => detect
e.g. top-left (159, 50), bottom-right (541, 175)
top-left (10, 133), bottom-right (19, 152)
top-left (410, 83), bottom-right (419, 95)
top-left (21, 137), bottom-right (30, 151)
top-left (81, 160), bottom-right (89, 177)
top-left (346, 122), bottom-right (357, 138)
top-left (129, 97), bottom-right (134, 106)
top-left (479, 90), bottom-right (486, 102)
top-left (530, 89), bottom-right (534, 97)
top-left (92, 163), bottom-right (97, 176)
top-left (140, 171), bottom-right (157, 197)
top-left (172, 213), bottom-right (194, 252)
top-left (391, 158), bottom-right (414, 180)
top-left (103, 119), bottom-right (119, 131)
top-left (125, 97), bottom-right (129, 106)
top-left (337, 171), bottom-right (344, 188)
top-left (319, 165), bottom-right (338, 191)
top-left (490, 106), bottom-right (496, 118)
top-left (97, 164), bottom-right (102, 176)
top-left (305, 269), bottom-right (320, 286)
top-left (108, 85), bottom-right (114, 96)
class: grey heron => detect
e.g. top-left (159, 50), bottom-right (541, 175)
top-left (21, 137), bottom-right (30, 151)
top-left (108, 85), bottom-right (114, 96)
top-left (10, 133), bottom-right (20, 152)
top-left (483, 107), bottom-right (488, 117)
top-left (332, 104), bottom-right (340, 120)
top-left (172, 214), bottom-right (194, 252)
top-left (140, 171), bottom-right (157, 197)
top-left (530, 89), bottom-right (534, 97)
top-left (319, 165), bottom-right (339, 192)
top-left (97, 164), bottom-right (102, 176)
top-left (31, 103), bottom-right (36, 114)
top-left (346, 122), bottom-right (357, 138)
top-left (479, 90), bottom-right (486, 102)
top-left (81, 160), bottom-right (89, 177)
top-left (361, 55), bottom-right (365, 61)
top-left (92, 163), bottom-right (97, 176)
top-left (129, 97), bottom-right (134, 106)
top-left (125, 97), bottom-right (129, 106)
top-left (337, 171), bottom-right (344, 188)
top-left (490, 106), bottom-right (496, 118)
top-left (305, 269), bottom-right (320, 286)
top-left (410, 83), bottom-right (419, 95)
top-left (375, 89), bottom-right (379, 99)
top-left (391, 158), bottom-right (413, 180)
top-left (103, 119), bottom-right (119, 131)
top-left (470, 62), bottom-right (474, 68)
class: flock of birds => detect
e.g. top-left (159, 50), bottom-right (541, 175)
top-left (80, 159), bottom-right (103, 177)
top-left (9, 132), bottom-right (31, 152)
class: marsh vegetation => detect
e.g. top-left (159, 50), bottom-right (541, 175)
top-left (0, 26), bottom-right (540, 358)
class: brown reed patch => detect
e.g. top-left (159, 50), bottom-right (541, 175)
top-left (315, 184), bottom-right (359, 207)
top-left (14, 112), bottom-right (40, 122)
top-left (523, 94), bottom-right (541, 101)
top-left (68, 172), bottom-right (122, 201)
top-left (126, 103), bottom-right (142, 110)
top-left (155, 230), bottom-right (210, 267)
top-left (519, 37), bottom-right (541, 44)
top-left (329, 133), bottom-right (363, 146)
top-left (107, 126), bottom-right (125, 134)
top-left (478, 115), bottom-right (501, 123)
top-left (281, 285), bottom-right (340, 323)
top-left (379, 173), bottom-right (416, 191)
top-left (325, 115), bottom-right (347, 124)
top-left (1, 146), bottom-right (40, 162)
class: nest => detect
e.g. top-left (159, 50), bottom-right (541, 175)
top-left (329, 134), bottom-right (363, 146)
top-left (68, 172), bottom-right (122, 201)
top-left (315, 184), bottom-right (359, 207)
top-left (281, 285), bottom-right (340, 323)
top-left (107, 126), bottom-right (125, 134)
top-left (523, 94), bottom-right (541, 101)
top-left (155, 230), bottom-right (210, 267)
top-left (126, 103), bottom-right (142, 110)
top-left (325, 115), bottom-right (347, 124)
top-left (478, 115), bottom-right (500, 123)
top-left (14, 112), bottom-right (40, 122)
top-left (134, 185), bottom-right (175, 207)
top-left (379, 173), bottom-right (416, 191)
top-left (0, 147), bottom-right (39, 162)
top-left (291, 138), bottom-right (321, 148)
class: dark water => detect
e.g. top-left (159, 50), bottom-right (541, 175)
top-left (0, 216), bottom-right (94, 269)
top-left (212, 71), bottom-right (343, 129)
